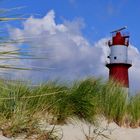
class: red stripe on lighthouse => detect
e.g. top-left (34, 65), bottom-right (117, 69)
top-left (106, 63), bottom-right (131, 87)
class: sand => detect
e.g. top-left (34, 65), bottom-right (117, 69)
top-left (0, 136), bottom-right (10, 140)
top-left (57, 119), bottom-right (140, 140)
top-left (2, 119), bottom-right (140, 140)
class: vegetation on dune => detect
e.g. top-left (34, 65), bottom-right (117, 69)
top-left (128, 94), bottom-right (140, 127)
top-left (0, 80), bottom-right (63, 139)
top-left (98, 81), bottom-right (128, 125)
top-left (68, 78), bottom-right (102, 123)
top-left (0, 78), bottom-right (139, 139)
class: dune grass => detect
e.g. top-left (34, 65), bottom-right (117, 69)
top-left (0, 78), bottom-right (140, 139)
top-left (97, 81), bottom-right (128, 125)
top-left (0, 80), bottom-right (62, 139)
top-left (128, 94), bottom-right (140, 127)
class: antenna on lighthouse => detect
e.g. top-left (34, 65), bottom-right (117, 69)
top-left (110, 26), bottom-right (127, 33)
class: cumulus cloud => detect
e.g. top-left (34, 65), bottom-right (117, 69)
top-left (128, 46), bottom-right (140, 93)
top-left (9, 10), bottom-right (109, 81)
top-left (8, 10), bottom-right (140, 93)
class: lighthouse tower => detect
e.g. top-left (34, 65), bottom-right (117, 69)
top-left (106, 27), bottom-right (132, 88)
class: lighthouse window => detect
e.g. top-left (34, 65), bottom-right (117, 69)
top-left (114, 56), bottom-right (117, 59)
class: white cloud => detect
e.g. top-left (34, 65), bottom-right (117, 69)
top-left (128, 46), bottom-right (140, 93)
top-left (8, 10), bottom-right (140, 93)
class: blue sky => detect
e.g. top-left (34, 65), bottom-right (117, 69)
top-left (0, 0), bottom-right (140, 93)
top-left (1, 0), bottom-right (140, 48)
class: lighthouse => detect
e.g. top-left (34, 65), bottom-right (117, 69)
top-left (106, 27), bottom-right (132, 88)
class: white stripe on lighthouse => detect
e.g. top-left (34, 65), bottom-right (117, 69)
top-left (110, 45), bottom-right (128, 63)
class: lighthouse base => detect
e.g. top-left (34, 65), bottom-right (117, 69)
top-left (106, 63), bottom-right (132, 87)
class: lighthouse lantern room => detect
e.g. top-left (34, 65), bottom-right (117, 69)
top-left (106, 27), bottom-right (132, 88)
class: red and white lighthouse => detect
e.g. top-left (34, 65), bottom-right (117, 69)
top-left (106, 27), bottom-right (132, 88)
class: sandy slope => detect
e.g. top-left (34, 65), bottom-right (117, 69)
top-left (0, 136), bottom-right (10, 140)
top-left (2, 119), bottom-right (140, 140)
top-left (58, 119), bottom-right (140, 140)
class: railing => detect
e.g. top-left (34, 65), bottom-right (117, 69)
top-left (105, 60), bottom-right (132, 65)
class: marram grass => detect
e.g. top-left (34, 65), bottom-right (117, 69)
top-left (0, 78), bottom-right (139, 138)
top-left (97, 81), bottom-right (128, 125)
top-left (128, 94), bottom-right (140, 127)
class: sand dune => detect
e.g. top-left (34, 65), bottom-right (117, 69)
top-left (0, 136), bottom-right (10, 140)
top-left (2, 119), bottom-right (140, 140)
top-left (58, 119), bottom-right (140, 140)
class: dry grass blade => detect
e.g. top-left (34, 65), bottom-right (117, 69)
top-left (0, 65), bottom-right (50, 71)
top-left (0, 57), bottom-right (48, 60)
top-left (0, 65), bottom-right (32, 70)
top-left (0, 17), bottom-right (26, 21)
